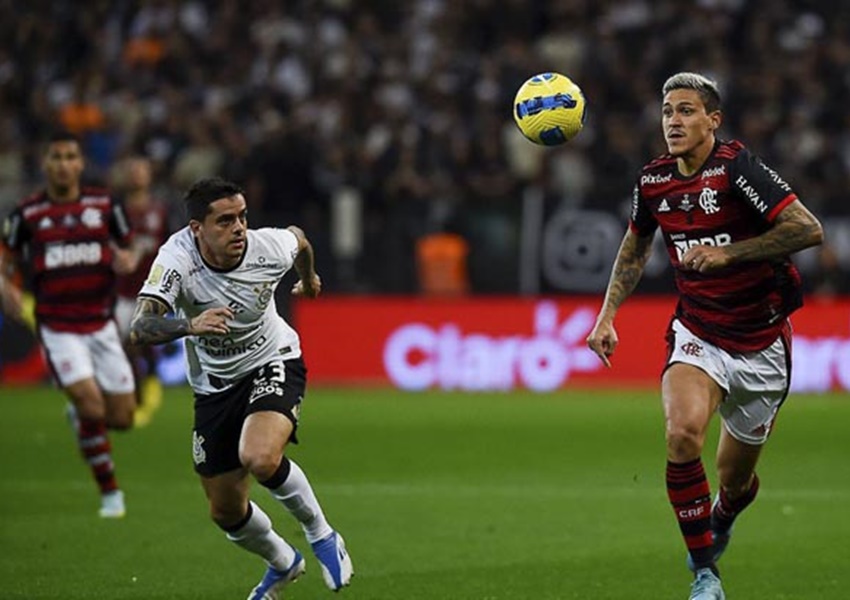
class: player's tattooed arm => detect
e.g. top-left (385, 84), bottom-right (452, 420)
top-left (725, 200), bottom-right (824, 263)
top-left (129, 297), bottom-right (191, 346)
top-left (288, 225), bottom-right (322, 298)
top-left (128, 297), bottom-right (234, 346)
top-left (599, 229), bottom-right (654, 319)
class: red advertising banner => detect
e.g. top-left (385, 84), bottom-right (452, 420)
top-left (294, 296), bottom-right (850, 392)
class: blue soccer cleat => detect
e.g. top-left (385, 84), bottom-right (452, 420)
top-left (689, 568), bottom-right (725, 600)
top-left (247, 550), bottom-right (306, 600)
top-left (310, 531), bottom-right (353, 591)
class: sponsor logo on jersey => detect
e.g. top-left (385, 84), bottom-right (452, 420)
top-left (197, 334), bottom-right (268, 357)
top-left (701, 165), bottom-right (726, 179)
top-left (159, 268), bottom-right (182, 294)
top-left (38, 216), bottom-right (54, 230)
top-left (44, 241), bottom-right (102, 269)
top-left (641, 172), bottom-right (673, 185)
top-left (698, 187), bottom-right (720, 215)
top-left (146, 264), bottom-right (164, 286)
top-left (658, 199), bottom-right (671, 213)
top-left (759, 162), bottom-right (791, 192)
top-left (673, 233), bottom-right (732, 262)
top-left (735, 175), bottom-right (769, 213)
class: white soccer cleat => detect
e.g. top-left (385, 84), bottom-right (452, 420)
top-left (689, 568), bottom-right (725, 600)
top-left (310, 531), bottom-right (353, 591)
top-left (98, 490), bottom-right (126, 519)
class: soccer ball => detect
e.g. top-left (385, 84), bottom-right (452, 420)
top-left (513, 72), bottom-right (586, 146)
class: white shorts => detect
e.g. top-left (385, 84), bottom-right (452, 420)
top-left (114, 296), bottom-right (136, 340)
top-left (667, 318), bottom-right (790, 445)
top-left (39, 321), bottom-right (135, 394)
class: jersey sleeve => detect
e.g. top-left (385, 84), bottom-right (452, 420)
top-left (137, 243), bottom-right (187, 312)
top-left (628, 182), bottom-right (658, 236)
top-left (730, 147), bottom-right (798, 223)
top-left (109, 197), bottom-right (134, 246)
top-left (1, 206), bottom-right (28, 252)
top-left (264, 228), bottom-right (300, 271)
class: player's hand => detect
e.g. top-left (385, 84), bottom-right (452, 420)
top-left (586, 319), bottom-right (618, 368)
top-left (291, 273), bottom-right (321, 298)
top-left (681, 245), bottom-right (731, 273)
top-left (0, 279), bottom-right (24, 322)
top-left (111, 243), bottom-right (141, 275)
top-left (189, 307), bottom-right (234, 335)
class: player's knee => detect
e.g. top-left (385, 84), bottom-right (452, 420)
top-left (240, 448), bottom-right (280, 482)
top-left (108, 413), bottom-right (134, 431)
top-left (665, 424), bottom-right (703, 461)
top-left (209, 501), bottom-right (247, 529)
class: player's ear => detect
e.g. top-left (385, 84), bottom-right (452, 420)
top-left (709, 110), bottom-right (722, 131)
top-left (189, 219), bottom-right (201, 236)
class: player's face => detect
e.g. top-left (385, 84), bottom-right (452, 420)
top-left (126, 158), bottom-right (152, 191)
top-left (191, 194), bottom-right (248, 268)
top-left (42, 141), bottom-right (84, 196)
top-left (661, 89), bottom-right (720, 158)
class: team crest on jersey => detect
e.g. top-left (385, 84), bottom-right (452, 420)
top-left (192, 431), bottom-right (206, 465)
top-left (699, 187), bottom-right (720, 215)
top-left (81, 207), bottom-right (103, 229)
top-left (680, 341), bottom-right (704, 357)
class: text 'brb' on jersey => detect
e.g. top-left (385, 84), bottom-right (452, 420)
top-left (630, 140), bottom-right (802, 353)
top-left (1, 188), bottom-right (133, 333)
top-left (138, 227), bottom-right (302, 394)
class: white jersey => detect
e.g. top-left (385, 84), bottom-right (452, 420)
top-left (139, 226), bottom-right (302, 394)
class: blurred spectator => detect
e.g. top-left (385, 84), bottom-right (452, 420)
top-left (0, 0), bottom-right (847, 293)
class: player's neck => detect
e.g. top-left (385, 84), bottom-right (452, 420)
top-left (676, 135), bottom-right (716, 177)
top-left (46, 183), bottom-right (81, 203)
top-left (125, 190), bottom-right (150, 210)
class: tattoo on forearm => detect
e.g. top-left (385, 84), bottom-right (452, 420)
top-left (726, 202), bottom-right (823, 263)
top-left (602, 232), bottom-right (653, 315)
top-left (129, 297), bottom-right (191, 346)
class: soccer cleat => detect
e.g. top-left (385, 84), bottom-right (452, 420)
top-left (310, 531), bottom-right (353, 591)
top-left (98, 490), bottom-right (126, 519)
top-left (689, 568), bottom-right (725, 600)
top-left (133, 376), bottom-right (163, 428)
top-left (247, 551), bottom-right (306, 600)
top-left (687, 527), bottom-right (732, 572)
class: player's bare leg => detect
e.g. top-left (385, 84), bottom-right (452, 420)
top-left (662, 364), bottom-right (726, 599)
top-left (204, 468), bottom-right (304, 599)
top-left (64, 378), bottom-right (125, 517)
top-left (243, 412), bottom-right (353, 591)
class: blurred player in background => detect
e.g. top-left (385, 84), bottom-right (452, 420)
top-left (0, 131), bottom-right (142, 518)
top-left (129, 177), bottom-right (353, 598)
top-left (586, 73), bottom-right (823, 600)
top-left (112, 156), bottom-right (170, 426)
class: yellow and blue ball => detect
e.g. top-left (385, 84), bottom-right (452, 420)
top-left (513, 72), bottom-right (586, 146)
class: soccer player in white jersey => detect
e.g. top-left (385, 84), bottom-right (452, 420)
top-left (129, 177), bottom-right (352, 598)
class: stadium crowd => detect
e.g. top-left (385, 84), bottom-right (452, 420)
top-left (1, 0), bottom-right (848, 294)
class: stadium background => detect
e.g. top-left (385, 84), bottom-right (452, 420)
top-left (1, 0), bottom-right (849, 388)
top-left (1, 3), bottom-right (849, 599)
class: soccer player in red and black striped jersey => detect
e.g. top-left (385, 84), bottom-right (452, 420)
top-left (586, 73), bottom-right (823, 600)
top-left (0, 131), bottom-right (142, 518)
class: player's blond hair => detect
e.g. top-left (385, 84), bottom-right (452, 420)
top-left (662, 72), bottom-right (721, 113)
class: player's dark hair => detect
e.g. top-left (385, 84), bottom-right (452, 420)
top-left (43, 130), bottom-right (82, 154)
top-left (183, 177), bottom-right (244, 222)
top-left (662, 72), bottom-right (721, 114)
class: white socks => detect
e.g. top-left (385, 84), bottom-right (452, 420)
top-left (269, 459), bottom-right (333, 543)
top-left (226, 501), bottom-right (296, 571)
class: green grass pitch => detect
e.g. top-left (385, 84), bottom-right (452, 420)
top-left (0, 385), bottom-right (848, 599)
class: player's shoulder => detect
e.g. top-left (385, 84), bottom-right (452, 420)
top-left (15, 190), bottom-right (48, 211)
top-left (158, 227), bottom-right (195, 258)
top-left (251, 226), bottom-right (298, 246)
top-left (715, 139), bottom-right (747, 161)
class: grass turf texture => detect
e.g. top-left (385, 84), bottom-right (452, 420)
top-left (0, 386), bottom-right (848, 599)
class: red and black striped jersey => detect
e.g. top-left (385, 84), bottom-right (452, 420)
top-left (2, 187), bottom-right (133, 333)
top-left (630, 139), bottom-right (802, 353)
top-left (116, 200), bottom-right (170, 299)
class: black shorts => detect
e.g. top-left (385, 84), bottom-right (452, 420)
top-left (192, 357), bottom-right (307, 477)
